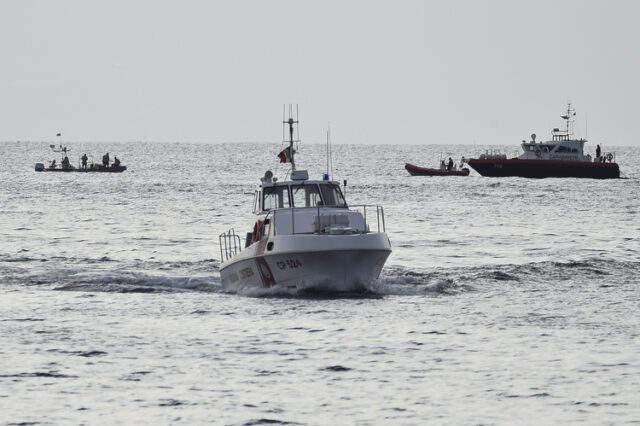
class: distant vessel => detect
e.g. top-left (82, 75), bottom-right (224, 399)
top-left (35, 145), bottom-right (126, 173)
top-left (405, 161), bottom-right (469, 176)
top-left (218, 107), bottom-right (391, 292)
top-left (467, 104), bottom-right (620, 179)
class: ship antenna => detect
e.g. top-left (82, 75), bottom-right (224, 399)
top-left (326, 122), bottom-right (334, 180)
top-left (585, 112), bottom-right (588, 140)
top-left (283, 104), bottom-right (299, 171)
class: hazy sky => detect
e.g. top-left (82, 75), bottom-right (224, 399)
top-left (1, 0), bottom-right (639, 145)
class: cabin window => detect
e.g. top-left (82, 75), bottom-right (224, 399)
top-left (292, 184), bottom-right (323, 207)
top-left (319, 183), bottom-right (347, 207)
top-left (263, 186), bottom-right (290, 210)
top-left (556, 146), bottom-right (570, 153)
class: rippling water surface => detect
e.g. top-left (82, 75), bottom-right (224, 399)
top-left (1, 141), bottom-right (639, 424)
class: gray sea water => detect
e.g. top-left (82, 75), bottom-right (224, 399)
top-left (1, 141), bottom-right (639, 424)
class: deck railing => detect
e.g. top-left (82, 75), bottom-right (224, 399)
top-left (262, 204), bottom-right (385, 236)
top-left (597, 152), bottom-right (616, 163)
top-left (218, 228), bottom-right (243, 262)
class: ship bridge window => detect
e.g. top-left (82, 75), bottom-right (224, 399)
top-left (320, 183), bottom-right (347, 207)
top-left (556, 146), bottom-right (571, 153)
top-left (292, 184), bottom-right (323, 207)
top-left (263, 185), bottom-right (290, 210)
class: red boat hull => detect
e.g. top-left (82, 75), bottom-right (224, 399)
top-left (467, 159), bottom-right (619, 179)
top-left (405, 163), bottom-right (470, 177)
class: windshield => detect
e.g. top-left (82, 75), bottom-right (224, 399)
top-left (263, 186), bottom-right (290, 210)
top-left (292, 184), bottom-right (323, 207)
top-left (320, 183), bottom-right (347, 207)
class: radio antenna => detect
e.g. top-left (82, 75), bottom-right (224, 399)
top-left (585, 112), bottom-right (588, 140)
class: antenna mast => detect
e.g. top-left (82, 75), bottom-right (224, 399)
top-left (585, 112), bottom-right (588, 140)
top-left (283, 104), bottom-right (299, 171)
top-left (326, 123), bottom-right (331, 179)
top-left (563, 103), bottom-right (576, 137)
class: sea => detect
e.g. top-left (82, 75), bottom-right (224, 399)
top-left (1, 141), bottom-right (639, 425)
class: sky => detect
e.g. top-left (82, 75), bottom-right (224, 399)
top-left (1, 0), bottom-right (639, 146)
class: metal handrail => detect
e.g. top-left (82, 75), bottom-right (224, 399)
top-left (260, 204), bottom-right (385, 236)
top-left (598, 151), bottom-right (616, 163)
top-left (218, 228), bottom-right (243, 262)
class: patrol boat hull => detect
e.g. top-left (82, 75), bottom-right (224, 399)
top-left (220, 233), bottom-right (391, 293)
top-left (468, 159), bottom-right (620, 179)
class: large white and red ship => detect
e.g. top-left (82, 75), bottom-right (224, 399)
top-left (467, 104), bottom-right (620, 179)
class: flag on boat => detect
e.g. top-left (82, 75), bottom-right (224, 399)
top-left (278, 146), bottom-right (293, 163)
top-left (56, 133), bottom-right (61, 137)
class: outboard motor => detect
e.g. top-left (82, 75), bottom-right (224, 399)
top-left (35, 163), bottom-right (45, 172)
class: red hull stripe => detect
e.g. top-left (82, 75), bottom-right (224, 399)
top-left (255, 257), bottom-right (276, 287)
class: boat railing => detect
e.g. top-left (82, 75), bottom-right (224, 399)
top-left (262, 204), bottom-right (386, 236)
top-left (478, 149), bottom-right (507, 160)
top-left (596, 152), bottom-right (616, 163)
top-left (350, 204), bottom-right (386, 233)
top-left (218, 228), bottom-right (243, 262)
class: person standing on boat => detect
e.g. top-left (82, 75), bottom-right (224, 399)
top-left (447, 157), bottom-right (454, 171)
top-left (61, 156), bottom-right (70, 169)
top-left (102, 153), bottom-right (109, 167)
top-left (596, 144), bottom-right (601, 162)
top-left (81, 153), bottom-right (88, 169)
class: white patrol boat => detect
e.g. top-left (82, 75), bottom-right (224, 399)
top-left (218, 110), bottom-right (392, 293)
top-left (467, 104), bottom-right (620, 179)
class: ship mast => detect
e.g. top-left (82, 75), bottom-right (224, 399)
top-left (561, 103), bottom-right (577, 139)
top-left (283, 104), bottom-right (299, 171)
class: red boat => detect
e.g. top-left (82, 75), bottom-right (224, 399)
top-left (467, 104), bottom-right (620, 179)
top-left (405, 163), bottom-right (470, 177)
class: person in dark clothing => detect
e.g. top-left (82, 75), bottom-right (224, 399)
top-left (81, 153), bottom-right (88, 169)
top-left (447, 157), bottom-right (454, 171)
top-left (113, 156), bottom-right (120, 167)
top-left (596, 144), bottom-right (601, 160)
top-left (61, 156), bottom-right (71, 169)
top-left (102, 153), bottom-right (109, 167)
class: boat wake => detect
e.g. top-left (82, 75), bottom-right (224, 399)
top-left (53, 273), bottom-right (220, 293)
top-left (0, 254), bottom-right (222, 293)
top-left (1, 254), bottom-right (637, 296)
top-left (368, 276), bottom-right (456, 296)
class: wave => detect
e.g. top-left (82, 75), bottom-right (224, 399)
top-left (2, 254), bottom-right (637, 297)
top-left (53, 273), bottom-right (221, 293)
